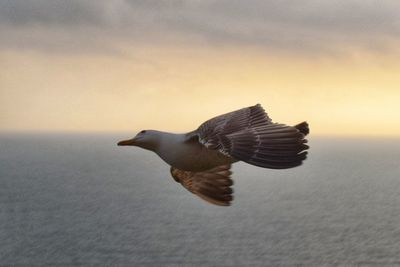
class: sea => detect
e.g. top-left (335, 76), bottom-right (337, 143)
top-left (1, 133), bottom-right (400, 266)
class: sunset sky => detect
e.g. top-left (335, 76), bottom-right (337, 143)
top-left (1, 1), bottom-right (400, 136)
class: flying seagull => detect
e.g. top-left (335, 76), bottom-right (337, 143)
top-left (118, 104), bottom-right (309, 206)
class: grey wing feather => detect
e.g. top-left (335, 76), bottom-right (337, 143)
top-left (170, 164), bottom-right (233, 206)
top-left (196, 104), bottom-right (271, 151)
top-left (193, 104), bottom-right (310, 169)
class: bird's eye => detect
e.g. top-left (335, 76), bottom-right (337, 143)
top-left (140, 130), bottom-right (146, 134)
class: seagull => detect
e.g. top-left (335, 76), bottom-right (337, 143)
top-left (118, 104), bottom-right (309, 206)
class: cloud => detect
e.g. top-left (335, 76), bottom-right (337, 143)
top-left (1, 0), bottom-right (400, 55)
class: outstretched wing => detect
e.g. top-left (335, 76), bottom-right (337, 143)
top-left (192, 104), bottom-right (309, 169)
top-left (195, 104), bottom-right (272, 151)
top-left (170, 164), bottom-right (233, 206)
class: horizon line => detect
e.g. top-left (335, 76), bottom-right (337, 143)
top-left (1, 129), bottom-right (399, 139)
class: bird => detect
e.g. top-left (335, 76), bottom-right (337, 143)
top-left (118, 104), bottom-right (309, 206)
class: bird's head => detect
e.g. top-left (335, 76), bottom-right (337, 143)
top-left (118, 130), bottom-right (160, 151)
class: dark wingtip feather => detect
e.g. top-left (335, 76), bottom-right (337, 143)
top-left (227, 123), bottom-right (309, 170)
top-left (294, 121), bottom-right (309, 136)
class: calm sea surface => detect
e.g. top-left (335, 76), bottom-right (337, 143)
top-left (1, 134), bottom-right (400, 266)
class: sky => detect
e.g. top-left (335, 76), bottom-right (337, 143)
top-left (1, 0), bottom-right (400, 136)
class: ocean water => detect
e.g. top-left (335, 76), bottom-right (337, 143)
top-left (1, 133), bottom-right (400, 266)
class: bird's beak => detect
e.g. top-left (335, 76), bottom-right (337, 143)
top-left (117, 138), bottom-right (136, 146)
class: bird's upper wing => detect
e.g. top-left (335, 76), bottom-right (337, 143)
top-left (189, 104), bottom-right (309, 169)
top-left (170, 164), bottom-right (233, 206)
top-left (193, 104), bottom-right (272, 150)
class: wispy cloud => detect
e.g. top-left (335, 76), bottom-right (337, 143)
top-left (1, 0), bottom-right (400, 55)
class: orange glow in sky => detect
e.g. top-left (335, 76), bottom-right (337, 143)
top-left (1, 1), bottom-right (400, 137)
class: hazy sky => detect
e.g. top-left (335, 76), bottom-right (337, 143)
top-left (1, 0), bottom-right (400, 136)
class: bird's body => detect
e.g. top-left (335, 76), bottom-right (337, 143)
top-left (153, 131), bottom-right (235, 172)
top-left (118, 104), bottom-right (309, 206)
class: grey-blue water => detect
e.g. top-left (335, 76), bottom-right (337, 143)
top-left (1, 134), bottom-right (400, 266)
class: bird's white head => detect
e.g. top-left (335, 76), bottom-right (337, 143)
top-left (118, 130), bottom-right (160, 151)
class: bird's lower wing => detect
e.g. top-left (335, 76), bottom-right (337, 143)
top-left (170, 164), bottom-right (233, 206)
